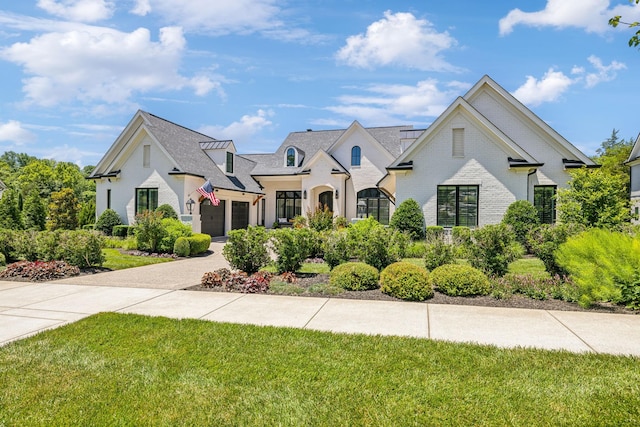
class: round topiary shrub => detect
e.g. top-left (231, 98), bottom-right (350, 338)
top-left (95, 209), bottom-right (122, 236)
top-left (173, 236), bottom-right (191, 257)
top-left (155, 203), bottom-right (179, 220)
top-left (380, 261), bottom-right (432, 301)
top-left (430, 264), bottom-right (491, 296)
top-left (389, 198), bottom-right (425, 240)
top-left (329, 262), bottom-right (379, 291)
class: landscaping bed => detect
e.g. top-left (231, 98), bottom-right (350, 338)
top-left (187, 272), bottom-right (638, 315)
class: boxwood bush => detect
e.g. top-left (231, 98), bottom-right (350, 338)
top-left (173, 237), bottom-right (191, 257)
top-left (188, 233), bottom-right (211, 255)
top-left (112, 225), bottom-right (136, 238)
top-left (95, 209), bottom-right (122, 236)
top-left (329, 262), bottom-right (379, 291)
top-left (389, 198), bottom-right (425, 240)
top-left (430, 264), bottom-right (491, 296)
top-left (380, 261), bottom-right (432, 301)
top-left (157, 218), bottom-right (192, 253)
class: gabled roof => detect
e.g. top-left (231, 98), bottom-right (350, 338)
top-left (389, 75), bottom-right (596, 170)
top-left (625, 133), bottom-right (640, 166)
top-left (90, 110), bottom-right (262, 194)
top-left (245, 123), bottom-right (414, 176)
top-left (390, 96), bottom-right (540, 168)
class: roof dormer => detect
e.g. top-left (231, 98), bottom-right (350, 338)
top-left (200, 140), bottom-right (237, 175)
top-left (285, 146), bottom-right (300, 167)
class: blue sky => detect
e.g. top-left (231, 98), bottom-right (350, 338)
top-left (0, 0), bottom-right (639, 167)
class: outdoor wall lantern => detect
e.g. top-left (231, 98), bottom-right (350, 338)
top-left (303, 190), bottom-right (307, 199)
top-left (186, 198), bottom-right (195, 215)
top-left (335, 189), bottom-right (339, 199)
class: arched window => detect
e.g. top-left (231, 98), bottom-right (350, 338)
top-left (356, 188), bottom-right (389, 225)
top-left (351, 146), bottom-right (361, 166)
top-left (286, 147), bottom-right (296, 167)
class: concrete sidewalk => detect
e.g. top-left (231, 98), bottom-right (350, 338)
top-left (1, 240), bottom-right (639, 356)
top-left (2, 280), bottom-right (640, 356)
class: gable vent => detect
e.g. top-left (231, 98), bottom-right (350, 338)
top-left (452, 128), bottom-right (464, 157)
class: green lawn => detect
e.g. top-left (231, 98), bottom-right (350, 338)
top-left (101, 248), bottom-right (174, 270)
top-left (1, 314), bottom-right (638, 425)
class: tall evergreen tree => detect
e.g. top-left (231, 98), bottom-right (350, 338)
top-left (22, 190), bottom-right (47, 231)
top-left (0, 189), bottom-right (24, 230)
top-left (47, 188), bottom-right (79, 230)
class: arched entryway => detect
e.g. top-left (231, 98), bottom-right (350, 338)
top-left (318, 190), bottom-right (333, 212)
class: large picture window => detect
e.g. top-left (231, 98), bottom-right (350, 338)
top-left (534, 186), bottom-right (556, 224)
top-left (356, 188), bottom-right (389, 225)
top-left (276, 191), bottom-right (301, 222)
top-left (437, 185), bottom-right (478, 227)
top-left (135, 188), bottom-right (158, 214)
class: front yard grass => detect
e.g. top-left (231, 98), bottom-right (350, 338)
top-left (101, 248), bottom-right (174, 270)
top-left (1, 313), bottom-right (638, 425)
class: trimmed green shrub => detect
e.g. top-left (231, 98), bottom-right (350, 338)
top-left (55, 230), bottom-right (106, 268)
top-left (134, 210), bottom-right (166, 252)
top-left (380, 261), bottom-right (432, 301)
top-left (424, 239), bottom-right (454, 271)
top-left (112, 225), bottom-right (135, 238)
top-left (329, 262), bottom-right (379, 291)
top-left (346, 217), bottom-right (404, 271)
top-left (322, 229), bottom-right (350, 269)
top-left (173, 237), bottom-right (191, 257)
top-left (82, 224), bottom-right (96, 230)
top-left (157, 218), bottom-right (192, 253)
top-left (155, 204), bottom-right (179, 220)
top-left (469, 224), bottom-right (523, 277)
top-left (0, 229), bottom-right (17, 262)
top-left (188, 233), bottom-right (211, 255)
top-left (502, 200), bottom-right (540, 249)
top-left (270, 228), bottom-right (317, 273)
top-left (527, 223), bottom-right (584, 276)
top-left (425, 226), bottom-right (444, 242)
top-left (555, 228), bottom-right (640, 309)
top-left (405, 240), bottom-right (427, 258)
top-left (12, 230), bottom-right (39, 262)
top-left (223, 226), bottom-right (270, 274)
top-left (431, 264), bottom-right (491, 296)
top-left (389, 198), bottom-right (425, 240)
top-left (95, 209), bottom-right (122, 236)
top-left (0, 252), bottom-right (5, 266)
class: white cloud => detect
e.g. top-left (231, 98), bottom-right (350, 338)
top-left (198, 110), bottom-right (274, 146)
top-left (0, 25), bottom-right (220, 107)
top-left (583, 55), bottom-right (626, 87)
top-left (499, 0), bottom-right (640, 35)
top-left (37, 0), bottom-right (114, 22)
top-left (336, 11), bottom-right (459, 71)
top-left (133, 0), bottom-right (281, 35)
top-left (512, 69), bottom-right (575, 106)
top-left (0, 120), bottom-right (37, 145)
top-left (326, 79), bottom-right (464, 125)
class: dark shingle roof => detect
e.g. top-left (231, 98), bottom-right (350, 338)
top-left (139, 111), bottom-right (262, 194)
top-left (245, 125), bottom-right (415, 176)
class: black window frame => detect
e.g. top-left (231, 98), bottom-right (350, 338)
top-left (276, 191), bottom-right (302, 222)
top-left (351, 146), bottom-right (361, 166)
top-left (437, 185), bottom-right (478, 227)
top-left (534, 185), bottom-right (557, 224)
top-left (356, 188), bottom-right (390, 225)
top-left (226, 151), bottom-right (234, 174)
top-left (135, 187), bottom-right (158, 215)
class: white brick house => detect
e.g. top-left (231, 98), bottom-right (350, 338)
top-left (90, 75), bottom-right (596, 235)
top-left (381, 75), bottom-right (597, 227)
top-left (625, 133), bottom-right (640, 222)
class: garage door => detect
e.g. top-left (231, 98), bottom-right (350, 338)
top-left (231, 201), bottom-right (249, 230)
top-left (200, 200), bottom-right (225, 237)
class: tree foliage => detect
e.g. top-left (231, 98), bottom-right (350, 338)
top-left (22, 190), bottom-right (47, 231)
top-left (0, 189), bottom-right (24, 230)
top-left (592, 129), bottom-right (633, 193)
top-left (47, 188), bottom-right (79, 231)
top-left (556, 168), bottom-right (630, 229)
top-left (609, 0), bottom-right (640, 48)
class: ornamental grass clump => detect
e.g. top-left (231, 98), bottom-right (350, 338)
top-left (380, 261), bottom-right (432, 301)
top-left (430, 264), bottom-right (491, 297)
top-left (329, 262), bottom-right (379, 291)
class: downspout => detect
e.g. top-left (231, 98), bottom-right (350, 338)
top-left (344, 174), bottom-right (351, 218)
top-left (527, 169), bottom-right (537, 201)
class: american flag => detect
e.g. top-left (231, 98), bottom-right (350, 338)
top-left (196, 179), bottom-right (220, 206)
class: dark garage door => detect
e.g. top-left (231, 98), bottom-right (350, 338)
top-left (200, 200), bottom-right (225, 237)
top-left (231, 201), bottom-right (249, 230)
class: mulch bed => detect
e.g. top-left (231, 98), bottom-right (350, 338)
top-left (188, 273), bottom-right (639, 316)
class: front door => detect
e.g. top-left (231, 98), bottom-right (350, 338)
top-left (231, 201), bottom-right (249, 230)
top-left (201, 199), bottom-right (225, 237)
top-left (318, 190), bottom-right (333, 212)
